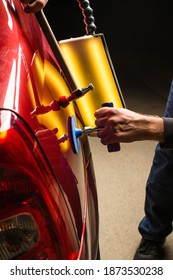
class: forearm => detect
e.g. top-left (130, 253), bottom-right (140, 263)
top-left (140, 116), bottom-right (173, 148)
top-left (140, 114), bottom-right (164, 142)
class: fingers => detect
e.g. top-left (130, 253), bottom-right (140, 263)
top-left (94, 107), bottom-right (113, 128)
top-left (97, 128), bottom-right (112, 145)
top-left (20, 0), bottom-right (48, 13)
top-left (95, 117), bottom-right (106, 129)
top-left (94, 107), bottom-right (123, 145)
top-left (94, 108), bottom-right (114, 144)
top-left (94, 107), bottom-right (107, 118)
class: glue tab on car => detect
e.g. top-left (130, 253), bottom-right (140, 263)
top-left (101, 102), bottom-right (120, 152)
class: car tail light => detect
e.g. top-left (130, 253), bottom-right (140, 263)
top-left (0, 213), bottom-right (39, 259)
top-left (0, 109), bottom-right (79, 259)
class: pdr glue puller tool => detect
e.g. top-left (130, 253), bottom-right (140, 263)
top-left (67, 115), bottom-right (101, 154)
top-left (30, 83), bottom-right (94, 117)
top-left (67, 108), bottom-right (120, 154)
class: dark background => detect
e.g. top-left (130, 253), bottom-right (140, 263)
top-left (44, 0), bottom-right (173, 112)
top-left (44, 0), bottom-right (173, 51)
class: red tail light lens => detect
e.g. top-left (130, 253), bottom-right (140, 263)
top-left (0, 213), bottom-right (39, 259)
top-left (0, 109), bottom-right (79, 259)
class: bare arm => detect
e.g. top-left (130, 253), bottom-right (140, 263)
top-left (94, 107), bottom-right (164, 145)
top-left (20, 0), bottom-right (48, 13)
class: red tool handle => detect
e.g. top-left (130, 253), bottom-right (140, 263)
top-left (102, 102), bottom-right (120, 152)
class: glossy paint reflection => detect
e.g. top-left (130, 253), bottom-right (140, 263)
top-left (0, 0), bottom-right (99, 259)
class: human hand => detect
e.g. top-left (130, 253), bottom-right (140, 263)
top-left (20, 0), bottom-right (48, 13)
top-left (94, 107), bottom-right (164, 145)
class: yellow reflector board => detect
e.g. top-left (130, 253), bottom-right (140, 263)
top-left (59, 34), bottom-right (125, 127)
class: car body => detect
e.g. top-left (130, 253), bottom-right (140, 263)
top-left (0, 0), bottom-right (99, 260)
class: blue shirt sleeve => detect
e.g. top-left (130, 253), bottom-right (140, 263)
top-left (160, 117), bottom-right (173, 149)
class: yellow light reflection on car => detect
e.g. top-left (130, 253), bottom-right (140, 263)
top-left (28, 52), bottom-right (76, 152)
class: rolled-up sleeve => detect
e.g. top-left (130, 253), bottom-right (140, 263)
top-left (160, 117), bottom-right (173, 149)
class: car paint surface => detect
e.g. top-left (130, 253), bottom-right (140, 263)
top-left (0, 0), bottom-right (99, 259)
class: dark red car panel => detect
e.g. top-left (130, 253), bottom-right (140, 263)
top-left (0, 0), bottom-right (99, 259)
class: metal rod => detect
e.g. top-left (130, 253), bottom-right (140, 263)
top-left (83, 126), bottom-right (100, 136)
top-left (35, 10), bottom-right (77, 92)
